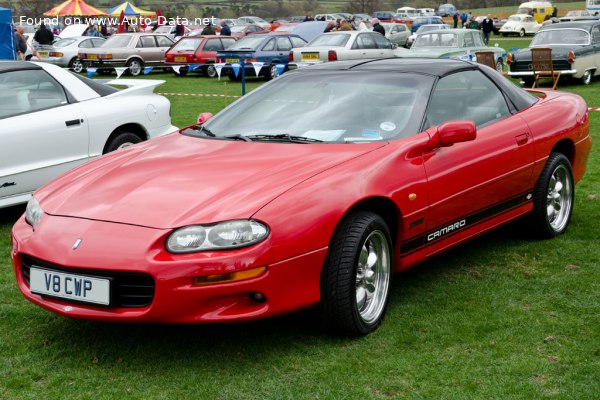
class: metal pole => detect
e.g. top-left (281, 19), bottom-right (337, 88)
top-left (241, 55), bottom-right (246, 96)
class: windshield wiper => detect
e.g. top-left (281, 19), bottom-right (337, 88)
top-left (223, 134), bottom-right (252, 142)
top-left (181, 125), bottom-right (216, 137)
top-left (245, 134), bottom-right (323, 143)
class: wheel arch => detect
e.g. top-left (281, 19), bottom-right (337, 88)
top-left (551, 139), bottom-right (575, 166)
top-left (343, 196), bottom-right (402, 247)
top-left (103, 123), bottom-right (148, 154)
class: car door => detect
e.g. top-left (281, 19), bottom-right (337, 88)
top-left (257, 38), bottom-right (278, 64)
top-left (591, 25), bottom-right (600, 72)
top-left (421, 70), bottom-right (534, 253)
top-left (372, 32), bottom-right (395, 57)
top-left (0, 68), bottom-right (88, 203)
top-left (274, 36), bottom-right (293, 64)
top-left (352, 33), bottom-right (380, 59)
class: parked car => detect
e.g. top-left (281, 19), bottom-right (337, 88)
top-left (499, 14), bottom-right (541, 37)
top-left (437, 3), bottom-right (458, 17)
top-left (270, 21), bottom-right (328, 43)
top-left (11, 58), bottom-right (591, 337)
top-left (314, 13), bottom-right (343, 22)
top-left (381, 22), bottom-right (411, 47)
top-left (78, 32), bottom-right (174, 76)
top-left (559, 10), bottom-right (596, 22)
top-left (237, 16), bottom-right (271, 30)
top-left (218, 34), bottom-right (307, 80)
top-left (228, 24), bottom-right (270, 39)
top-left (0, 61), bottom-right (177, 209)
top-left (493, 18), bottom-right (507, 33)
top-left (36, 36), bottom-right (105, 73)
top-left (289, 31), bottom-right (395, 65)
top-left (397, 29), bottom-right (506, 71)
top-left (153, 24), bottom-right (192, 40)
top-left (165, 35), bottom-right (237, 77)
top-left (372, 11), bottom-right (396, 22)
top-left (411, 16), bottom-right (445, 33)
top-left (405, 24), bottom-right (451, 48)
top-left (508, 20), bottom-right (600, 85)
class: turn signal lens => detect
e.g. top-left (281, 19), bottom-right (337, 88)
top-left (568, 51), bottom-right (575, 64)
top-left (506, 53), bottom-right (513, 65)
top-left (193, 266), bottom-right (267, 285)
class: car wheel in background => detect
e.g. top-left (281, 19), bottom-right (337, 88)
top-left (529, 152), bottom-right (574, 238)
top-left (495, 59), bottom-right (504, 72)
top-left (206, 64), bottom-right (217, 78)
top-left (126, 59), bottom-right (143, 76)
top-left (519, 29), bottom-right (525, 37)
top-left (266, 64), bottom-right (279, 80)
top-left (105, 131), bottom-right (143, 153)
top-left (174, 66), bottom-right (189, 77)
top-left (320, 211), bottom-right (393, 336)
top-left (580, 70), bottom-right (592, 85)
top-left (69, 58), bottom-right (85, 73)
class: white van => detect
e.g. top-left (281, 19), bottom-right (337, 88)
top-left (587, 0), bottom-right (600, 15)
top-left (517, 1), bottom-right (554, 23)
top-left (396, 7), bottom-right (420, 18)
top-left (418, 8), bottom-right (435, 16)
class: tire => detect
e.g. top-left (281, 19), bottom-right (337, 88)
top-left (228, 69), bottom-right (241, 81)
top-left (529, 153), bottom-right (574, 239)
top-left (265, 64), bottom-right (279, 80)
top-left (174, 66), bottom-right (188, 77)
top-left (105, 131), bottom-right (143, 153)
top-left (519, 29), bottom-right (526, 37)
top-left (320, 211), bottom-right (393, 336)
top-left (580, 70), bottom-right (592, 85)
top-left (126, 58), bottom-right (143, 76)
top-left (495, 59), bottom-right (504, 73)
top-left (206, 64), bottom-right (217, 78)
top-left (69, 57), bottom-right (85, 73)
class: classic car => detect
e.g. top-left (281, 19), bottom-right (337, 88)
top-left (11, 58), bottom-right (591, 337)
top-left (437, 3), bottom-right (458, 17)
top-left (499, 14), bottom-right (541, 37)
top-left (395, 28), bottom-right (506, 71)
top-left (508, 20), bottom-right (600, 85)
top-left (411, 16), bottom-right (445, 32)
top-left (381, 22), bottom-right (411, 47)
top-left (36, 36), bottom-right (106, 72)
top-left (165, 35), bottom-right (237, 77)
top-left (289, 31), bottom-right (396, 66)
top-left (558, 10), bottom-right (596, 22)
top-left (405, 23), bottom-right (451, 48)
top-left (0, 61), bottom-right (177, 209)
top-left (218, 34), bottom-right (307, 80)
top-left (78, 32), bottom-right (174, 76)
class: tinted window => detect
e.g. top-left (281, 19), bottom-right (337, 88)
top-left (354, 33), bottom-right (377, 49)
top-left (262, 39), bottom-right (275, 51)
top-left (290, 36), bottom-right (307, 47)
top-left (204, 38), bottom-right (221, 51)
top-left (78, 39), bottom-right (93, 48)
top-left (276, 37), bottom-right (292, 51)
top-left (372, 33), bottom-right (392, 49)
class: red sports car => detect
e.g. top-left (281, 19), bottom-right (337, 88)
top-left (165, 35), bottom-right (237, 77)
top-left (11, 59), bottom-right (591, 336)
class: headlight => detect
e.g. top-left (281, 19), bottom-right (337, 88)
top-left (25, 197), bottom-right (44, 230)
top-left (166, 220), bottom-right (269, 253)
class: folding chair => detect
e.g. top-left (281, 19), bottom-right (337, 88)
top-left (475, 51), bottom-right (507, 76)
top-left (531, 48), bottom-right (560, 90)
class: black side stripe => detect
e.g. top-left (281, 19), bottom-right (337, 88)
top-left (402, 192), bottom-right (532, 255)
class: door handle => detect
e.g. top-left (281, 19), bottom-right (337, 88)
top-left (515, 132), bottom-right (530, 145)
top-left (65, 119), bottom-right (82, 127)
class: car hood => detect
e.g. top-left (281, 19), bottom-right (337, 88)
top-left (59, 24), bottom-right (89, 38)
top-left (37, 134), bottom-right (386, 229)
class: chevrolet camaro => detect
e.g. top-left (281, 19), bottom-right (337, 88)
top-left (11, 58), bottom-right (592, 336)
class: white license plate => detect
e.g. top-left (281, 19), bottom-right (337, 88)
top-left (30, 267), bottom-right (110, 305)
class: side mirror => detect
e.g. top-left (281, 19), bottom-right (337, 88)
top-left (197, 112), bottom-right (213, 125)
top-left (430, 120), bottom-right (476, 148)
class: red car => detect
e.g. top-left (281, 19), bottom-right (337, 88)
top-left (165, 35), bottom-right (237, 77)
top-left (12, 59), bottom-right (591, 336)
top-left (229, 24), bottom-right (270, 39)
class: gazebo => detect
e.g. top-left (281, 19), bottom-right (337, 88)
top-left (44, 0), bottom-right (107, 16)
top-left (105, 2), bottom-right (154, 17)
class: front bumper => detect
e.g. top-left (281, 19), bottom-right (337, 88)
top-left (12, 214), bottom-right (325, 323)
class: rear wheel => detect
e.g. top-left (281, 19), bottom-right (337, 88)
top-left (105, 131), bottom-right (143, 153)
top-left (127, 58), bottom-right (143, 76)
top-left (206, 64), bottom-right (217, 78)
top-left (320, 211), bottom-right (393, 336)
top-left (265, 64), bottom-right (279, 80)
top-left (529, 152), bottom-right (574, 238)
top-left (69, 58), bottom-right (85, 73)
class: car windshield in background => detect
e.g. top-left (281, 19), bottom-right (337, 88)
top-left (413, 32), bottom-right (458, 47)
top-left (308, 34), bottom-right (351, 47)
top-left (101, 35), bottom-right (132, 48)
top-left (194, 71), bottom-right (433, 143)
top-left (229, 36), bottom-right (265, 49)
top-left (53, 38), bottom-right (77, 47)
top-left (172, 38), bottom-right (202, 51)
top-left (531, 29), bottom-right (590, 46)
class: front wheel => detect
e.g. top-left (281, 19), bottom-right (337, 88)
top-left (519, 29), bottom-right (526, 37)
top-left (320, 211), bottom-right (393, 336)
top-left (529, 152), bottom-right (574, 238)
top-left (580, 70), bottom-right (592, 85)
top-left (105, 131), bottom-right (143, 153)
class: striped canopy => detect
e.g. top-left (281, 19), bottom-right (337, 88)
top-left (105, 2), bottom-right (154, 17)
top-left (44, 0), bottom-right (107, 16)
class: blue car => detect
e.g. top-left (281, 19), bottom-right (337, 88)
top-left (411, 16), bottom-right (446, 33)
top-left (217, 34), bottom-right (307, 80)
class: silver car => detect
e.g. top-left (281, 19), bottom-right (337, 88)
top-left (381, 23), bottom-right (411, 47)
top-left (36, 36), bottom-right (106, 73)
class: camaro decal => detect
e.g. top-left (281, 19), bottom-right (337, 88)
top-left (402, 193), bottom-right (532, 255)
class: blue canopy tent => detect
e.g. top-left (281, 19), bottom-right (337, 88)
top-left (0, 8), bottom-right (16, 60)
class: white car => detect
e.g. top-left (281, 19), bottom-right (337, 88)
top-left (236, 16), bottom-right (271, 30)
top-left (289, 31), bottom-right (395, 65)
top-left (0, 61), bottom-right (177, 209)
top-left (499, 14), bottom-right (541, 37)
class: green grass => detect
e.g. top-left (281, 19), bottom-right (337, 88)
top-left (2, 56), bottom-right (600, 398)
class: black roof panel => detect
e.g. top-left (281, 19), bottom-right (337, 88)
top-left (0, 61), bottom-right (41, 74)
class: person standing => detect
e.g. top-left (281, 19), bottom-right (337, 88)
top-left (14, 26), bottom-right (27, 60)
top-left (481, 14), bottom-right (494, 45)
top-left (453, 12), bottom-right (459, 28)
top-left (201, 22), bottom-right (215, 35)
top-left (372, 19), bottom-right (385, 35)
top-left (220, 20), bottom-right (231, 36)
top-left (33, 22), bottom-right (54, 45)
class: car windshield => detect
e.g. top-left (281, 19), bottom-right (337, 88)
top-left (172, 38), bottom-right (202, 51)
top-left (53, 38), bottom-right (77, 47)
top-left (193, 71), bottom-right (433, 143)
top-left (413, 32), bottom-right (458, 47)
top-left (531, 29), bottom-right (590, 45)
top-left (308, 34), bottom-right (351, 47)
top-left (229, 36), bottom-right (265, 49)
top-left (101, 34), bottom-right (132, 48)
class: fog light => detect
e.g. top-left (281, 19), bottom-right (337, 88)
top-left (250, 292), bottom-right (266, 303)
top-left (193, 266), bottom-right (267, 286)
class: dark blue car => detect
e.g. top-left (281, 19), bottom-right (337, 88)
top-left (217, 34), bottom-right (307, 80)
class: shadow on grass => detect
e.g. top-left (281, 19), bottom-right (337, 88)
top-left (0, 204), bottom-right (25, 226)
